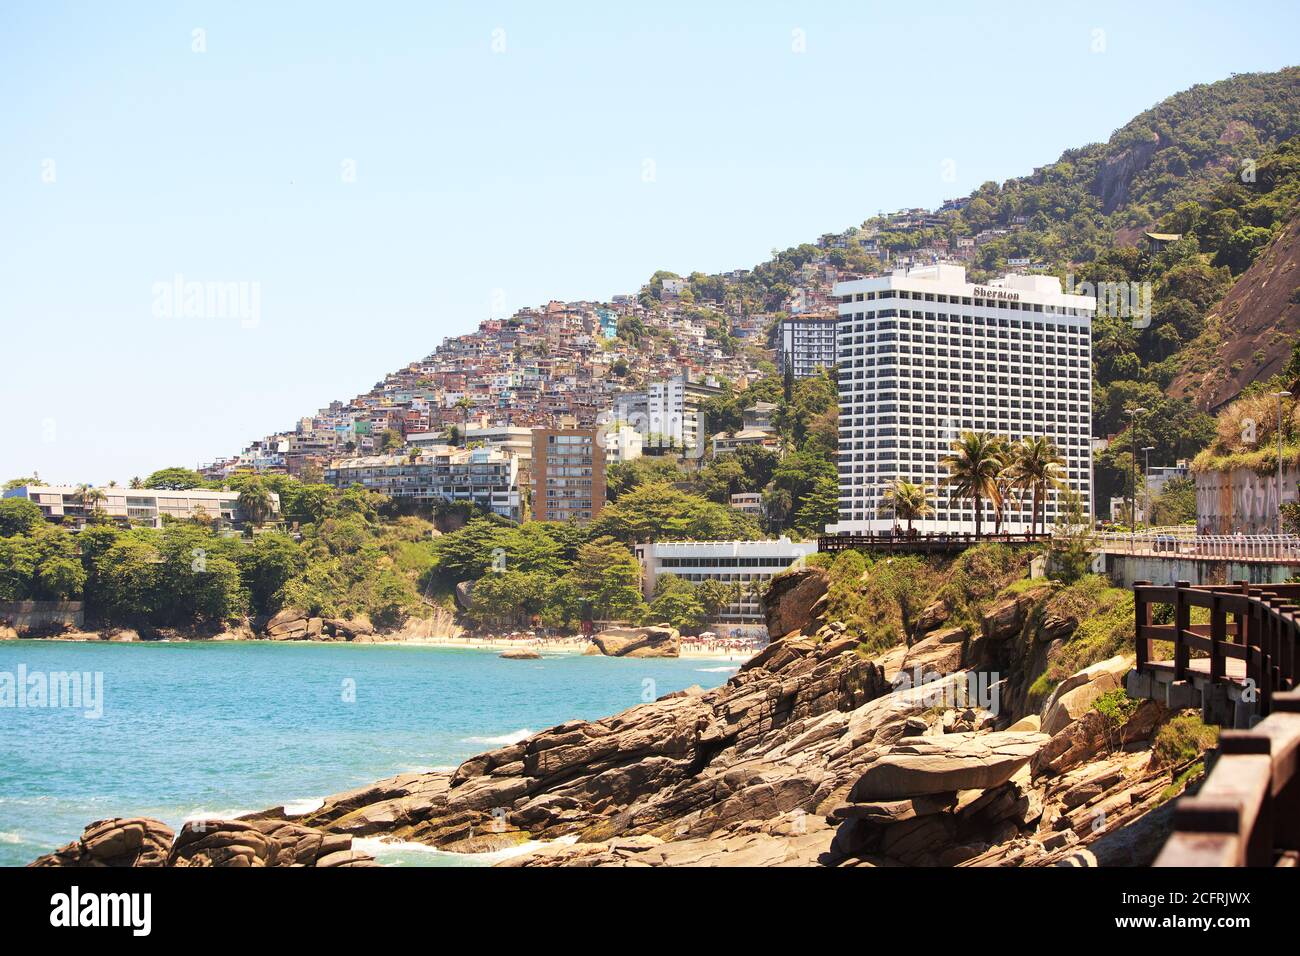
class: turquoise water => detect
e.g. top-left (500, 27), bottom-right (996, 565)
top-left (0, 641), bottom-right (739, 867)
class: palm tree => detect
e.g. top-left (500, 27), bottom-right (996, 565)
top-left (881, 479), bottom-right (932, 534)
top-left (76, 484), bottom-right (106, 525)
top-left (454, 397), bottom-right (474, 447)
top-left (237, 480), bottom-right (274, 528)
top-left (940, 432), bottom-right (1007, 538)
top-left (1002, 436), bottom-right (1067, 536)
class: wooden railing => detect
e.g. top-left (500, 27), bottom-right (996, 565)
top-left (1133, 580), bottom-right (1300, 720)
top-left (1154, 687), bottom-right (1300, 867)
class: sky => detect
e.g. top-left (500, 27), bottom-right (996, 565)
top-left (1, 1), bottom-right (1297, 486)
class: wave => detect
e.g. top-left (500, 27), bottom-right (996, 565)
top-left (355, 833), bottom-right (577, 866)
top-left (283, 798), bottom-right (325, 816)
top-left (463, 728), bottom-right (532, 746)
top-left (696, 666), bottom-right (740, 673)
top-left (0, 831), bottom-right (24, 845)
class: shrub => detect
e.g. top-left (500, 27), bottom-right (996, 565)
top-left (1152, 713), bottom-right (1219, 767)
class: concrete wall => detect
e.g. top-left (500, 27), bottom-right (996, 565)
top-left (1101, 552), bottom-right (1297, 588)
top-left (0, 600), bottom-right (84, 631)
top-left (1196, 464), bottom-right (1300, 534)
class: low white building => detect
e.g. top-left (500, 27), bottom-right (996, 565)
top-left (3, 485), bottom-right (279, 529)
top-left (634, 538), bottom-right (818, 625)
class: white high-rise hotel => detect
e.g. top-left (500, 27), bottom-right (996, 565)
top-left (826, 264), bottom-right (1095, 535)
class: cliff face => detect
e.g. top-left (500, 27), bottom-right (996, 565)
top-left (1169, 213), bottom-right (1300, 411)
top-left (33, 567), bottom-right (1209, 869)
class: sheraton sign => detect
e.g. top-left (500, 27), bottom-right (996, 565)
top-left (972, 286), bottom-right (1020, 301)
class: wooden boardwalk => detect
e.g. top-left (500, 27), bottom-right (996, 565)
top-left (1130, 581), bottom-right (1300, 866)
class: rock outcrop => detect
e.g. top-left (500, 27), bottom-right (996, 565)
top-left (587, 625), bottom-right (681, 658)
top-left (30, 816), bottom-right (375, 868)
top-left (762, 567), bottom-right (829, 638)
top-left (35, 569), bottom-right (1207, 869)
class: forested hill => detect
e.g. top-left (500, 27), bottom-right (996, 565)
top-left (708, 67), bottom-right (1300, 515)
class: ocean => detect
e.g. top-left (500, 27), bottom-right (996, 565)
top-left (0, 640), bottom-right (739, 867)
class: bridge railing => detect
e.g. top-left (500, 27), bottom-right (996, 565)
top-left (1154, 688), bottom-right (1300, 866)
top-left (1093, 532), bottom-right (1300, 562)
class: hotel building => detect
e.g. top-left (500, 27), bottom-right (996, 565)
top-left (530, 428), bottom-right (605, 523)
top-left (778, 315), bottom-right (839, 379)
top-left (826, 264), bottom-right (1094, 535)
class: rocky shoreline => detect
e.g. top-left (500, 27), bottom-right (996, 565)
top-left (30, 566), bottom-right (1205, 868)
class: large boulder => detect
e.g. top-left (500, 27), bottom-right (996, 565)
top-left (168, 819), bottom-right (375, 867)
top-left (847, 731), bottom-right (1049, 802)
top-left (762, 567), bottom-right (829, 638)
top-left (30, 817), bottom-right (174, 867)
top-left (455, 580), bottom-right (476, 611)
top-left (264, 607), bottom-right (310, 641)
top-left (324, 614), bottom-right (374, 640)
top-left (899, 627), bottom-right (967, 681)
top-left (1040, 655), bottom-right (1133, 736)
top-left (589, 625), bottom-right (680, 658)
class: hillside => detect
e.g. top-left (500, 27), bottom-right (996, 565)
top-left (1169, 213), bottom-right (1300, 410)
top-left (194, 67), bottom-right (1300, 523)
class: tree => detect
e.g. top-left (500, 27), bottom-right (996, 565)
top-left (143, 467), bottom-right (207, 490)
top-left (1002, 436), bottom-right (1067, 536)
top-left (881, 479), bottom-right (933, 533)
top-left (644, 574), bottom-right (707, 632)
top-left (941, 432), bottom-right (1008, 537)
top-left (378, 428), bottom-right (404, 453)
top-left (565, 537), bottom-right (646, 622)
top-left (3, 475), bottom-right (39, 491)
top-left (236, 479), bottom-right (274, 528)
top-left (76, 484), bottom-right (107, 524)
top-left (0, 497), bottom-right (43, 537)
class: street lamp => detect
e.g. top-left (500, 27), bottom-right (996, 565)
top-left (1141, 446), bottom-right (1155, 528)
top-left (1125, 407), bottom-right (1148, 553)
top-left (1273, 391), bottom-right (1291, 537)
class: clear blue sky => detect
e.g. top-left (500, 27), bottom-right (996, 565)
top-left (2, 0), bottom-right (1297, 485)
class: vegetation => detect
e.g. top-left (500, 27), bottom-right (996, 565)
top-left (1152, 713), bottom-right (1219, 768)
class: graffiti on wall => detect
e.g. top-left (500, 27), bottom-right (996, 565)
top-left (1195, 465), bottom-right (1300, 534)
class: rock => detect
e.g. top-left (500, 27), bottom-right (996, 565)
top-left (848, 731), bottom-right (1050, 802)
top-left (899, 627), bottom-right (967, 681)
top-left (589, 625), bottom-right (680, 658)
top-left (500, 648), bottom-right (541, 660)
top-left (455, 580), bottom-right (475, 611)
top-left (762, 567), bottom-right (829, 638)
top-left (31, 817), bottom-right (175, 867)
top-left (264, 607), bottom-right (310, 641)
top-left (168, 819), bottom-right (376, 867)
top-left (325, 615), bottom-right (374, 640)
top-left (0, 624), bottom-right (17, 640)
top-left (1041, 655), bottom-right (1133, 736)
top-left (915, 600), bottom-right (951, 635)
top-left (1008, 715), bottom-right (1041, 732)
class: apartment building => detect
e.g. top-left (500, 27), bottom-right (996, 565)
top-left (827, 264), bottom-right (1095, 535)
top-left (3, 485), bottom-right (279, 529)
top-left (609, 373), bottom-right (723, 455)
top-left (778, 315), bottom-right (839, 378)
top-left (530, 428), bottom-right (605, 523)
top-left (634, 538), bottom-right (818, 625)
top-left (324, 445), bottom-right (522, 520)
